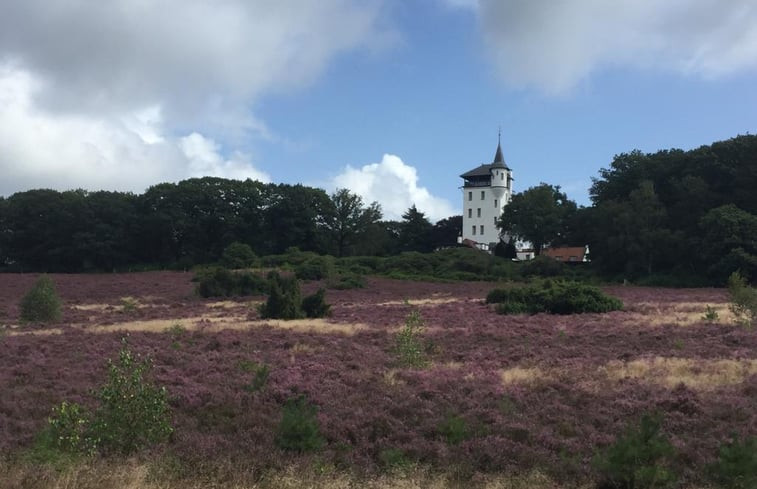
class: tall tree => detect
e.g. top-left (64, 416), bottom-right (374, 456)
top-left (398, 205), bottom-right (434, 253)
top-left (497, 184), bottom-right (577, 255)
top-left (324, 189), bottom-right (382, 257)
top-left (430, 215), bottom-right (462, 249)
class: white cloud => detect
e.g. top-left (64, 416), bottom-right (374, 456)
top-left (332, 154), bottom-right (456, 222)
top-left (475, 0), bottom-right (757, 94)
top-left (0, 1), bottom-right (385, 194)
top-left (0, 66), bottom-right (269, 196)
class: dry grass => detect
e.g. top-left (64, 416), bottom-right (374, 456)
top-left (603, 356), bottom-right (757, 389)
top-left (1, 460), bottom-right (571, 489)
top-left (623, 302), bottom-right (734, 327)
top-left (500, 366), bottom-right (545, 386)
top-left (376, 295), bottom-right (461, 307)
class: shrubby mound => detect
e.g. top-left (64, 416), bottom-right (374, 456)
top-left (220, 242), bottom-right (258, 269)
top-left (487, 280), bottom-right (623, 315)
top-left (259, 272), bottom-right (304, 320)
top-left (302, 288), bottom-right (331, 318)
top-left (20, 275), bottom-right (62, 323)
top-left (294, 255), bottom-right (335, 281)
top-left (195, 267), bottom-right (268, 297)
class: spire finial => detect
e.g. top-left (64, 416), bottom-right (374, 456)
top-left (498, 126), bottom-right (501, 145)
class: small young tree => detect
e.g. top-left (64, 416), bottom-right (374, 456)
top-left (220, 242), bottom-right (258, 269)
top-left (275, 395), bottom-right (324, 452)
top-left (20, 275), bottom-right (62, 323)
top-left (259, 272), bottom-right (303, 319)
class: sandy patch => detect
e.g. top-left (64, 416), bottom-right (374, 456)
top-left (603, 356), bottom-right (757, 389)
top-left (206, 300), bottom-right (262, 309)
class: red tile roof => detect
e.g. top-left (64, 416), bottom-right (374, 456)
top-left (542, 247), bottom-right (587, 262)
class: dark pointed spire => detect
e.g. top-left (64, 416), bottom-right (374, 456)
top-left (492, 128), bottom-right (507, 168)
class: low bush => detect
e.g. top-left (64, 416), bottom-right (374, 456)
top-left (20, 275), bottom-right (62, 323)
top-left (438, 414), bottom-right (470, 445)
top-left (327, 273), bottom-right (366, 290)
top-left (259, 272), bottom-right (303, 319)
top-left (593, 413), bottom-right (677, 489)
top-left (395, 308), bottom-right (427, 368)
top-left (727, 271), bottom-right (757, 327)
top-left (488, 280), bottom-right (623, 315)
top-left (36, 340), bottom-right (173, 458)
top-left (91, 340), bottom-right (173, 455)
top-left (708, 436), bottom-right (757, 489)
top-left (520, 255), bottom-right (566, 277)
top-left (302, 289), bottom-right (331, 318)
top-left (220, 242), bottom-right (258, 269)
top-left (195, 267), bottom-right (268, 298)
top-left (275, 395), bottom-right (324, 452)
top-left (294, 255), bottom-right (335, 281)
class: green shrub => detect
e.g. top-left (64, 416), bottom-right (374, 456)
top-left (379, 447), bottom-right (413, 470)
top-left (593, 413), bottom-right (677, 489)
top-left (259, 272), bottom-right (303, 319)
top-left (20, 276), bottom-right (62, 323)
top-left (708, 436), bottom-right (757, 489)
top-left (195, 267), bottom-right (268, 298)
top-left (327, 273), bottom-right (366, 290)
top-left (728, 271), bottom-right (757, 327)
top-left (394, 308), bottom-right (427, 368)
top-left (239, 361), bottom-right (270, 393)
top-left (46, 401), bottom-right (96, 456)
top-left (275, 395), bottom-right (324, 452)
top-left (439, 414), bottom-right (470, 445)
top-left (220, 242), bottom-right (258, 269)
top-left (90, 340), bottom-right (173, 455)
top-left (294, 256), bottom-right (335, 280)
top-left (702, 305), bottom-right (719, 323)
top-left (302, 288), bottom-right (331, 318)
top-left (520, 255), bottom-right (566, 277)
top-left (488, 280), bottom-right (623, 315)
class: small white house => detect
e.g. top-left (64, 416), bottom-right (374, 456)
top-left (459, 138), bottom-right (513, 250)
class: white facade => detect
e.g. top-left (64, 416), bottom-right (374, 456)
top-left (460, 142), bottom-right (513, 248)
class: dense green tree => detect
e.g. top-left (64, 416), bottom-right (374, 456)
top-left (497, 184), bottom-right (577, 255)
top-left (324, 189), bottom-right (382, 257)
top-left (398, 206), bottom-right (434, 253)
top-left (430, 215), bottom-right (462, 249)
top-left (700, 204), bottom-right (757, 281)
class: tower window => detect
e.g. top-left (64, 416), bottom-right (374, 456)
top-left (480, 225), bottom-right (484, 235)
top-left (494, 217), bottom-right (497, 224)
top-left (468, 208), bottom-right (472, 218)
top-left (501, 173), bottom-right (504, 180)
top-left (494, 199), bottom-right (498, 208)
top-left (468, 191), bottom-right (472, 201)
top-left (481, 191), bottom-right (485, 200)
top-left (477, 208), bottom-right (481, 217)
top-left (472, 226), bottom-right (476, 236)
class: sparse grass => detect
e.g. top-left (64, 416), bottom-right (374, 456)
top-left (603, 357), bottom-right (757, 389)
top-left (500, 366), bottom-right (545, 386)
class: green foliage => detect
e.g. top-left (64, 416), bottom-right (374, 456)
top-left (708, 436), bottom-right (757, 489)
top-left (378, 447), bottom-right (414, 470)
top-left (119, 296), bottom-right (138, 313)
top-left (195, 267), bottom-right (268, 298)
top-left (238, 361), bottom-right (270, 392)
top-left (727, 271), bottom-right (757, 327)
top-left (275, 395), bottom-right (324, 452)
top-left (259, 272), bottom-right (304, 319)
top-left (593, 413), bottom-right (677, 489)
top-left (326, 272), bottom-right (366, 290)
top-left (702, 305), bottom-right (719, 323)
top-left (90, 340), bottom-right (173, 455)
top-left (394, 308), bottom-right (427, 368)
top-left (520, 255), bottom-right (566, 277)
top-left (488, 280), bottom-right (623, 315)
top-left (438, 414), bottom-right (470, 445)
top-left (302, 288), bottom-right (331, 318)
top-left (294, 255), bottom-right (335, 280)
top-left (220, 242), bottom-right (258, 269)
top-left (19, 275), bottom-right (62, 323)
top-left (45, 401), bottom-right (96, 456)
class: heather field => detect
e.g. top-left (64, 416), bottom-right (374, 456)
top-left (1, 272), bottom-right (756, 488)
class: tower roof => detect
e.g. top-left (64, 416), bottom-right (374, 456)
top-left (491, 136), bottom-right (507, 169)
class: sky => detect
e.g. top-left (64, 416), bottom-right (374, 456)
top-left (1, 0), bottom-right (756, 221)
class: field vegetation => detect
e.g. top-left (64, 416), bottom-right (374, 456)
top-left (1, 270), bottom-right (755, 488)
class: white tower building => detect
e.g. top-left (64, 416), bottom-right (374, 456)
top-left (460, 138), bottom-right (513, 249)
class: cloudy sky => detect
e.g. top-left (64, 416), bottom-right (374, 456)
top-left (1, 0), bottom-right (756, 220)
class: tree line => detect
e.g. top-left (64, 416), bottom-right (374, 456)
top-left (498, 134), bottom-right (757, 284)
top-left (0, 179), bottom-right (461, 272)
